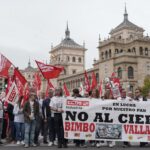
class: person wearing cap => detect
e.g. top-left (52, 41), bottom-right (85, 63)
top-left (50, 88), bottom-right (67, 148)
top-left (23, 91), bottom-right (39, 148)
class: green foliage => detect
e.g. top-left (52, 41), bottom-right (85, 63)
top-left (142, 75), bottom-right (150, 97)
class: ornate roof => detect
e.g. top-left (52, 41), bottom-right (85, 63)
top-left (52, 23), bottom-right (85, 50)
top-left (24, 59), bottom-right (35, 72)
top-left (110, 6), bottom-right (144, 34)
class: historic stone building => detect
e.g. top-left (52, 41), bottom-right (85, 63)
top-left (51, 7), bottom-right (150, 93)
top-left (98, 7), bottom-right (150, 91)
top-left (20, 60), bottom-right (47, 93)
top-left (1, 7), bottom-right (150, 94)
top-left (49, 24), bottom-right (99, 92)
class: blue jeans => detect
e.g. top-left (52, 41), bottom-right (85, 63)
top-left (9, 121), bottom-right (16, 141)
top-left (15, 122), bottom-right (25, 141)
top-left (24, 120), bottom-right (36, 145)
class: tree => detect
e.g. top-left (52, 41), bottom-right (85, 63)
top-left (142, 75), bottom-right (150, 97)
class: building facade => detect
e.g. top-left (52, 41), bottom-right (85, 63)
top-left (1, 7), bottom-right (150, 94)
top-left (98, 7), bottom-right (150, 91)
top-left (52, 7), bottom-right (150, 93)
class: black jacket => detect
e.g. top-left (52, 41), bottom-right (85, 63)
top-left (42, 98), bottom-right (51, 119)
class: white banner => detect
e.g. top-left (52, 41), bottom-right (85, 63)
top-left (5, 81), bottom-right (19, 104)
top-left (63, 97), bottom-right (150, 142)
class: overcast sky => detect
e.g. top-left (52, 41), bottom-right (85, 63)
top-left (0, 0), bottom-right (150, 70)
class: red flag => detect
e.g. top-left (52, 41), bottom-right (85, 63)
top-left (21, 84), bottom-right (29, 107)
top-left (45, 80), bottom-right (55, 97)
top-left (5, 76), bottom-right (14, 94)
top-left (111, 72), bottom-right (116, 78)
top-left (0, 53), bottom-right (12, 78)
top-left (48, 79), bottom-right (54, 89)
top-left (5, 82), bottom-right (19, 104)
top-left (99, 80), bottom-right (103, 97)
top-left (91, 72), bottom-right (97, 90)
top-left (35, 60), bottom-right (64, 79)
top-left (14, 68), bottom-right (27, 96)
top-left (112, 78), bottom-right (120, 88)
top-left (63, 83), bottom-right (70, 97)
top-left (14, 68), bottom-right (27, 86)
top-left (84, 71), bottom-right (90, 92)
top-left (33, 73), bottom-right (41, 91)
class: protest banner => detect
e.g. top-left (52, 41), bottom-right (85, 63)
top-left (5, 81), bottom-right (19, 104)
top-left (63, 97), bottom-right (150, 142)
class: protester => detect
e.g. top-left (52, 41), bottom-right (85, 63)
top-left (117, 89), bottom-right (132, 101)
top-left (50, 88), bottom-right (67, 148)
top-left (43, 89), bottom-right (56, 146)
top-left (127, 91), bottom-right (134, 99)
top-left (97, 88), bottom-right (115, 148)
top-left (7, 102), bottom-right (15, 143)
top-left (90, 88), bottom-right (99, 147)
top-left (72, 88), bottom-right (87, 148)
top-left (0, 95), bottom-right (4, 144)
top-left (23, 90), bottom-right (39, 148)
top-left (134, 88), bottom-right (147, 147)
top-left (13, 96), bottom-right (25, 145)
top-left (34, 92), bottom-right (45, 145)
top-left (117, 89), bottom-right (132, 147)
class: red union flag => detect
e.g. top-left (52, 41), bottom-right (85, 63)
top-left (63, 83), bottom-right (70, 97)
top-left (5, 82), bottom-right (19, 104)
top-left (21, 84), bottom-right (30, 107)
top-left (35, 60), bottom-right (64, 79)
top-left (0, 53), bottom-right (12, 78)
top-left (14, 68), bottom-right (27, 86)
top-left (33, 73), bottom-right (41, 91)
top-left (14, 68), bottom-right (27, 96)
top-left (91, 72), bottom-right (97, 90)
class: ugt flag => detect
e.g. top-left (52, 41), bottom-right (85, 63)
top-left (0, 53), bottom-right (12, 78)
top-left (35, 60), bottom-right (64, 79)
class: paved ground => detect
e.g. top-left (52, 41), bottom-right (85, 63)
top-left (0, 145), bottom-right (150, 150)
top-left (0, 142), bottom-right (150, 150)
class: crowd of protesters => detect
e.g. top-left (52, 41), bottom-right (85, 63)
top-left (0, 86), bottom-right (150, 148)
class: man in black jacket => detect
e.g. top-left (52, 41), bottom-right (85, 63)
top-left (42, 89), bottom-right (55, 146)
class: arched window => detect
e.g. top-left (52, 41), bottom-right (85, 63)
top-left (120, 49), bottom-right (123, 53)
top-left (128, 66), bottom-right (134, 79)
top-left (105, 51), bottom-right (108, 59)
top-left (101, 52), bottom-right (104, 60)
top-left (67, 56), bottom-right (70, 62)
top-left (117, 67), bottom-right (122, 79)
top-left (145, 48), bottom-right (148, 56)
top-left (132, 47), bottom-right (136, 53)
top-left (109, 49), bottom-right (111, 58)
top-left (78, 57), bottom-right (82, 63)
top-left (128, 49), bottom-right (131, 52)
top-left (64, 69), bottom-right (66, 75)
top-left (72, 57), bottom-right (76, 62)
top-left (115, 49), bottom-right (119, 54)
top-left (28, 75), bottom-right (31, 79)
top-left (139, 47), bottom-right (143, 55)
